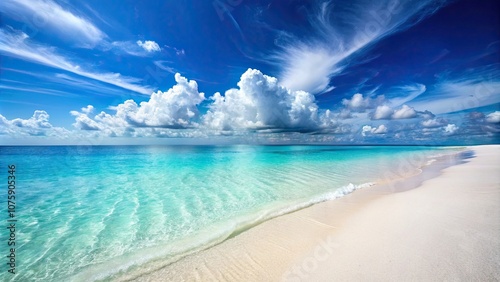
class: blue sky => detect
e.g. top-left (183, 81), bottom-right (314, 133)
top-left (0, 0), bottom-right (498, 145)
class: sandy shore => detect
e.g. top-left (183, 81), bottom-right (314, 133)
top-left (120, 145), bottom-right (499, 281)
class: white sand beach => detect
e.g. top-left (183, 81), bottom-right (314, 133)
top-left (119, 145), bottom-right (500, 281)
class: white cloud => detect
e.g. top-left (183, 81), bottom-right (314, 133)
top-left (389, 83), bottom-right (427, 107)
top-left (0, 28), bottom-right (155, 95)
top-left (69, 105), bottom-right (99, 131)
top-left (100, 39), bottom-right (167, 57)
top-left (407, 76), bottom-right (500, 114)
top-left (342, 93), bottom-right (369, 111)
top-left (81, 105), bottom-right (94, 114)
top-left (485, 111), bottom-right (500, 123)
top-left (317, 110), bottom-right (353, 134)
top-left (114, 73), bottom-right (205, 128)
top-left (372, 105), bottom-right (393, 120)
top-left (0, 0), bottom-right (105, 47)
top-left (11, 110), bottom-right (51, 129)
top-left (1, 69), bottom-right (133, 97)
top-left (373, 124), bottom-right (388, 134)
top-left (68, 69), bottom-right (347, 137)
top-left (70, 110), bottom-right (101, 131)
top-left (9, 67), bottom-right (493, 144)
top-left (372, 104), bottom-right (417, 120)
top-left (203, 69), bottom-right (319, 131)
top-left (273, 0), bottom-right (447, 93)
top-left (136, 40), bottom-right (161, 52)
top-left (338, 109), bottom-right (353, 119)
top-left (71, 73), bottom-right (205, 133)
top-left (105, 41), bottom-right (148, 57)
top-left (392, 104), bottom-right (417, 119)
top-left (361, 124), bottom-right (388, 136)
top-left (0, 84), bottom-right (75, 97)
top-left (153, 61), bottom-right (177, 74)
top-left (0, 110), bottom-right (69, 137)
top-left (421, 118), bottom-right (446, 128)
top-left (342, 93), bottom-right (385, 112)
top-left (319, 110), bottom-right (338, 128)
top-left (444, 124), bottom-right (458, 135)
top-left (277, 46), bottom-right (342, 94)
top-left (418, 110), bottom-right (435, 120)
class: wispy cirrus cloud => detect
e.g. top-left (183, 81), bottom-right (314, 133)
top-left (52, 73), bottom-right (139, 96)
top-left (407, 75), bottom-right (500, 114)
top-left (0, 84), bottom-right (78, 97)
top-left (0, 28), bottom-right (155, 95)
top-left (1, 68), bottom-right (137, 97)
top-left (272, 0), bottom-right (449, 94)
top-left (99, 40), bottom-right (163, 57)
top-left (388, 83), bottom-right (427, 107)
top-left (0, 0), bottom-right (106, 47)
top-left (153, 61), bottom-right (178, 74)
top-left (0, 0), bottom-right (162, 58)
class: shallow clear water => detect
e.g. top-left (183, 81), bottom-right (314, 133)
top-left (0, 145), bottom-right (460, 281)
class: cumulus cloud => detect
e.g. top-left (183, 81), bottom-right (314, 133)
top-left (392, 104), bottom-right (417, 119)
top-left (203, 68), bottom-right (319, 132)
top-left (0, 110), bottom-right (68, 137)
top-left (0, 0), bottom-right (106, 47)
top-left (70, 110), bottom-right (101, 131)
top-left (371, 104), bottom-right (418, 120)
top-left (342, 93), bottom-right (385, 112)
top-left (421, 118), bottom-right (447, 128)
top-left (485, 111), bottom-right (500, 123)
top-left (115, 73), bottom-right (205, 128)
top-left (81, 105), bottom-right (94, 114)
top-left (372, 105), bottom-right (393, 120)
top-left (9, 67), bottom-right (489, 144)
top-left (136, 40), bottom-right (161, 52)
top-left (361, 124), bottom-right (388, 136)
top-left (71, 73), bottom-right (205, 135)
top-left (11, 110), bottom-right (51, 129)
top-left (342, 93), bottom-right (369, 111)
top-left (418, 110), bottom-right (435, 120)
top-left (444, 124), bottom-right (458, 135)
top-left (317, 110), bottom-right (353, 134)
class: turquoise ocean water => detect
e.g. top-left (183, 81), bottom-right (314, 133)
top-left (0, 145), bottom-right (462, 281)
